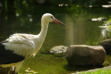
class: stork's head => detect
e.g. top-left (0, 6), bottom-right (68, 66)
top-left (41, 13), bottom-right (64, 26)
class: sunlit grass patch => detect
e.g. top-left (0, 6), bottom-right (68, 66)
top-left (18, 53), bottom-right (111, 74)
top-left (75, 68), bottom-right (111, 74)
top-left (18, 51), bottom-right (111, 74)
top-left (19, 53), bottom-right (68, 74)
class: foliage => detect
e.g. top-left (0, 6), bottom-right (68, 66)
top-left (0, 0), bottom-right (110, 24)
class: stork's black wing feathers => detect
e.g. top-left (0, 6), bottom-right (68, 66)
top-left (0, 43), bottom-right (24, 65)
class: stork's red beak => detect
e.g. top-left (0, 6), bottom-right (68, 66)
top-left (53, 18), bottom-right (65, 25)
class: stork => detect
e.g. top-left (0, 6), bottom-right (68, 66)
top-left (0, 13), bottom-right (64, 74)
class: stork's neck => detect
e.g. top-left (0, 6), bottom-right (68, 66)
top-left (32, 18), bottom-right (49, 56)
top-left (39, 20), bottom-right (49, 39)
top-left (35, 20), bottom-right (49, 49)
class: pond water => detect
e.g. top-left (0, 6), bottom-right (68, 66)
top-left (0, 6), bottom-right (111, 70)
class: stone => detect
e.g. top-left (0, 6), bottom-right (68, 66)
top-left (66, 45), bottom-right (106, 67)
top-left (100, 39), bottom-right (111, 54)
top-left (50, 45), bottom-right (68, 56)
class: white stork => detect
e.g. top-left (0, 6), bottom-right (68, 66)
top-left (0, 13), bottom-right (64, 73)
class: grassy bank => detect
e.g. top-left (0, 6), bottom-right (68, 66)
top-left (18, 53), bottom-right (111, 74)
top-left (74, 67), bottom-right (111, 74)
top-left (19, 53), bottom-right (68, 74)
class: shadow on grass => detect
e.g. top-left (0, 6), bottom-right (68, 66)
top-left (0, 67), bottom-right (17, 74)
top-left (64, 64), bottom-right (104, 72)
top-left (40, 52), bottom-right (105, 72)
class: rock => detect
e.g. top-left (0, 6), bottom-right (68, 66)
top-left (66, 45), bottom-right (106, 67)
top-left (50, 45), bottom-right (68, 56)
top-left (100, 39), bottom-right (111, 54)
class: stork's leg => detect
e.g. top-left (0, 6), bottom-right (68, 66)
top-left (10, 66), bottom-right (18, 74)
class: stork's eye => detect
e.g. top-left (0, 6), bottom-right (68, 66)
top-left (50, 16), bottom-right (53, 19)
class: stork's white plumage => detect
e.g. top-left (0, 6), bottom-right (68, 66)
top-left (0, 13), bottom-right (64, 73)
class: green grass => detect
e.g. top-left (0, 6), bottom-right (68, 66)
top-left (18, 53), bottom-right (111, 74)
top-left (76, 69), bottom-right (111, 74)
top-left (103, 55), bottom-right (111, 66)
top-left (19, 53), bottom-right (68, 74)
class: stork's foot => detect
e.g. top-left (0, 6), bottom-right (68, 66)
top-left (10, 66), bottom-right (18, 74)
top-left (10, 69), bottom-right (18, 74)
top-left (25, 67), bottom-right (38, 74)
top-left (11, 71), bottom-right (18, 74)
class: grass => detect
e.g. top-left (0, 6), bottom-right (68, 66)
top-left (17, 50), bottom-right (111, 74)
top-left (75, 68), bottom-right (111, 74)
top-left (18, 53), bottom-right (111, 74)
top-left (19, 53), bottom-right (68, 74)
